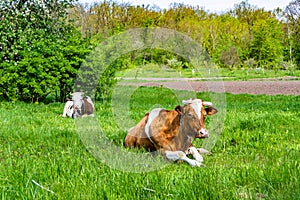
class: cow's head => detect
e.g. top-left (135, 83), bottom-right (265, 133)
top-left (71, 92), bottom-right (84, 118)
top-left (176, 99), bottom-right (217, 138)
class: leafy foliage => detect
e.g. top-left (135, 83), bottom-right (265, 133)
top-left (0, 0), bottom-right (91, 102)
top-left (285, 0), bottom-right (300, 68)
top-left (250, 18), bottom-right (284, 68)
top-left (69, 1), bottom-right (299, 71)
top-left (1, 0), bottom-right (300, 102)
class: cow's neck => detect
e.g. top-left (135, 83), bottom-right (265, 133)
top-left (170, 113), bottom-right (193, 151)
top-left (180, 126), bottom-right (193, 150)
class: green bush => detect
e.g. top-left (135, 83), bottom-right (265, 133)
top-left (0, 0), bottom-right (90, 102)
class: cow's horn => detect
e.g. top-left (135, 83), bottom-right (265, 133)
top-left (182, 98), bottom-right (193, 104)
top-left (202, 101), bottom-right (213, 106)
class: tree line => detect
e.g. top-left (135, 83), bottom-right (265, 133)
top-left (1, 0), bottom-right (299, 102)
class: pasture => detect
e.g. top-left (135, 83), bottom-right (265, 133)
top-left (1, 86), bottom-right (299, 199)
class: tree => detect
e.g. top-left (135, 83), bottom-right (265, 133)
top-left (249, 18), bottom-right (284, 68)
top-left (0, 0), bottom-right (90, 102)
top-left (285, 0), bottom-right (300, 69)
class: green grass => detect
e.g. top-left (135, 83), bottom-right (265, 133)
top-left (217, 68), bottom-right (300, 80)
top-left (116, 65), bottom-right (300, 81)
top-left (1, 87), bottom-right (300, 199)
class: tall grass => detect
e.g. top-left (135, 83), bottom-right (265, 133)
top-left (0, 88), bottom-right (299, 199)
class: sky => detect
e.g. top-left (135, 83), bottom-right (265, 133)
top-left (77, 0), bottom-right (291, 12)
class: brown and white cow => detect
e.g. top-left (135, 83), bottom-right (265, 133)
top-left (62, 92), bottom-right (95, 118)
top-left (123, 98), bottom-right (217, 167)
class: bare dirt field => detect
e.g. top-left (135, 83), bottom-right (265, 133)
top-left (120, 79), bottom-right (300, 95)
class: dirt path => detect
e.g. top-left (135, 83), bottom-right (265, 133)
top-left (119, 80), bottom-right (300, 95)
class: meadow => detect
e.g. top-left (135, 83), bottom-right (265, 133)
top-left (1, 86), bottom-right (299, 199)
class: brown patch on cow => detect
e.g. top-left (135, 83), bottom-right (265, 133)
top-left (123, 113), bottom-right (156, 152)
top-left (148, 109), bottom-right (184, 152)
top-left (81, 97), bottom-right (94, 115)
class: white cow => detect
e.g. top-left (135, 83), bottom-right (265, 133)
top-left (62, 92), bottom-right (95, 118)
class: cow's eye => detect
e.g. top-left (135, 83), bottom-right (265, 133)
top-left (187, 113), bottom-right (196, 119)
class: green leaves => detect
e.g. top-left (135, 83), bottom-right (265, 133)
top-left (0, 0), bottom-right (90, 102)
top-left (250, 18), bottom-right (284, 68)
top-left (1, 0), bottom-right (299, 102)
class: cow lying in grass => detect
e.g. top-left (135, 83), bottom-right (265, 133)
top-left (62, 92), bottom-right (95, 118)
top-left (124, 98), bottom-right (218, 167)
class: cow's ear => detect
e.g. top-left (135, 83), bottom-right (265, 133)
top-left (175, 105), bottom-right (183, 115)
top-left (206, 106), bottom-right (218, 115)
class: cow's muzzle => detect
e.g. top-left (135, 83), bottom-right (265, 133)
top-left (196, 128), bottom-right (209, 138)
